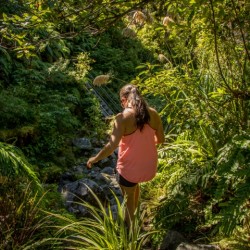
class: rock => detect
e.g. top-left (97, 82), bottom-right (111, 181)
top-left (91, 138), bottom-right (102, 147)
top-left (110, 152), bottom-right (117, 159)
top-left (82, 167), bottom-right (90, 174)
top-left (160, 230), bottom-right (187, 250)
top-left (106, 204), bottom-right (119, 220)
top-left (176, 243), bottom-right (221, 250)
top-left (72, 138), bottom-right (92, 150)
top-left (101, 167), bottom-right (115, 175)
top-left (100, 157), bottom-right (114, 168)
top-left (78, 205), bottom-right (88, 215)
top-left (60, 171), bottom-right (76, 182)
top-left (101, 173), bottom-right (114, 183)
top-left (93, 147), bottom-right (102, 154)
top-left (159, 231), bottom-right (221, 250)
top-left (58, 139), bottom-right (123, 218)
top-left (68, 206), bottom-right (79, 214)
top-left (101, 184), bottom-right (122, 201)
top-left (88, 170), bottom-right (105, 182)
top-left (109, 195), bottom-right (123, 206)
top-left (72, 165), bottom-right (84, 174)
top-left (61, 178), bottom-right (107, 217)
top-left (111, 159), bottom-right (117, 167)
top-left (58, 172), bottom-right (76, 193)
top-left (91, 166), bottom-right (101, 172)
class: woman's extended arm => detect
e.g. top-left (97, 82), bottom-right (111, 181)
top-left (155, 112), bottom-right (165, 144)
top-left (148, 107), bottom-right (165, 144)
top-left (87, 113), bottom-right (124, 168)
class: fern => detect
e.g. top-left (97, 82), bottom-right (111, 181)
top-left (0, 46), bottom-right (12, 77)
top-left (0, 142), bottom-right (41, 189)
top-left (209, 134), bottom-right (250, 236)
top-left (155, 133), bottom-right (213, 232)
top-left (156, 133), bottom-right (250, 239)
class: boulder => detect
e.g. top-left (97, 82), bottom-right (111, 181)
top-left (61, 178), bottom-right (106, 217)
top-left (101, 166), bottom-right (115, 175)
top-left (160, 230), bottom-right (187, 250)
top-left (159, 230), bottom-right (221, 250)
top-left (72, 138), bottom-right (92, 150)
top-left (176, 243), bottom-right (221, 250)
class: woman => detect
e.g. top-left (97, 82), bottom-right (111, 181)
top-left (87, 84), bottom-right (164, 227)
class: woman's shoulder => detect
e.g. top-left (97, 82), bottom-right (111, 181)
top-left (122, 108), bottom-right (135, 118)
top-left (115, 109), bottom-right (135, 121)
top-left (148, 107), bottom-right (161, 128)
top-left (116, 109), bottom-right (136, 133)
top-left (148, 107), bottom-right (159, 117)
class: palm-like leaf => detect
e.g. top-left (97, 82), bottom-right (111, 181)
top-left (0, 142), bottom-right (41, 189)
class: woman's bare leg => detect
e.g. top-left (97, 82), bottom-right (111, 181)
top-left (120, 184), bottom-right (139, 227)
top-left (135, 184), bottom-right (140, 209)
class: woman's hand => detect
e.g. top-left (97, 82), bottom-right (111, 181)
top-left (87, 156), bottom-right (97, 169)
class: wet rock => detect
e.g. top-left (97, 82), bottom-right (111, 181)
top-left (59, 138), bottom-right (122, 218)
top-left (72, 138), bottom-right (92, 150)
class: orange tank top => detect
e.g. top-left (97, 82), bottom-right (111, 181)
top-left (116, 124), bottom-right (158, 183)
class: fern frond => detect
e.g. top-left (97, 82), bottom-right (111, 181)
top-left (0, 142), bottom-right (41, 189)
top-left (207, 134), bottom-right (250, 236)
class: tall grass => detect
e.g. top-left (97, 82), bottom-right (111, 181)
top-left (0, 181), bottom-right (51, 250)
top-left (42, 187), bottom-right (159, 250)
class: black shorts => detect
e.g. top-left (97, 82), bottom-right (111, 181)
top-left (116, 171), bottom-right (137, 187)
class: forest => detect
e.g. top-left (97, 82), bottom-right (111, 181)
top-left (0, 0), bottom-right (249, 249)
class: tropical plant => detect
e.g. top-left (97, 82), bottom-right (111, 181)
top-left (131, 0), bottom-right (250, 243)
top-left (0, 142), bottom-right (47, 249)
top-left (207, 133), bottom-right (250, 237)
top-left (153, 132), bottom-right (250, 245)
top-left (40, 188), bottom-right (158, 250)
top-left (0, 0), bottom-right (249, 246)
top-left (0, 182), bottom-right (49, 250)
top-left (0, 142), bottom-right (41, 188)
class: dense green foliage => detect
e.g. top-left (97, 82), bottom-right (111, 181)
top-left (0, 0), bottom-right (249, 249)
top-left (133, 0), bottom-right (250, 246)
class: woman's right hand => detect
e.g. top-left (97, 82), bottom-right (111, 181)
top-left (87, 157), bottom-right (97, 169)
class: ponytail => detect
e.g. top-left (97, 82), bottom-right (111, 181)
top-left (120, 84), bottom-right (150, 130)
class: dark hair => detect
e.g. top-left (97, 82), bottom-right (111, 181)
top-left (120, 84), bottom-right (150, 130)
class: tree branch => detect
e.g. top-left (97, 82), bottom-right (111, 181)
top-left (230, 0), bottom-right (250, 62)
top-left (209, 0), bottom-right (233, 92)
